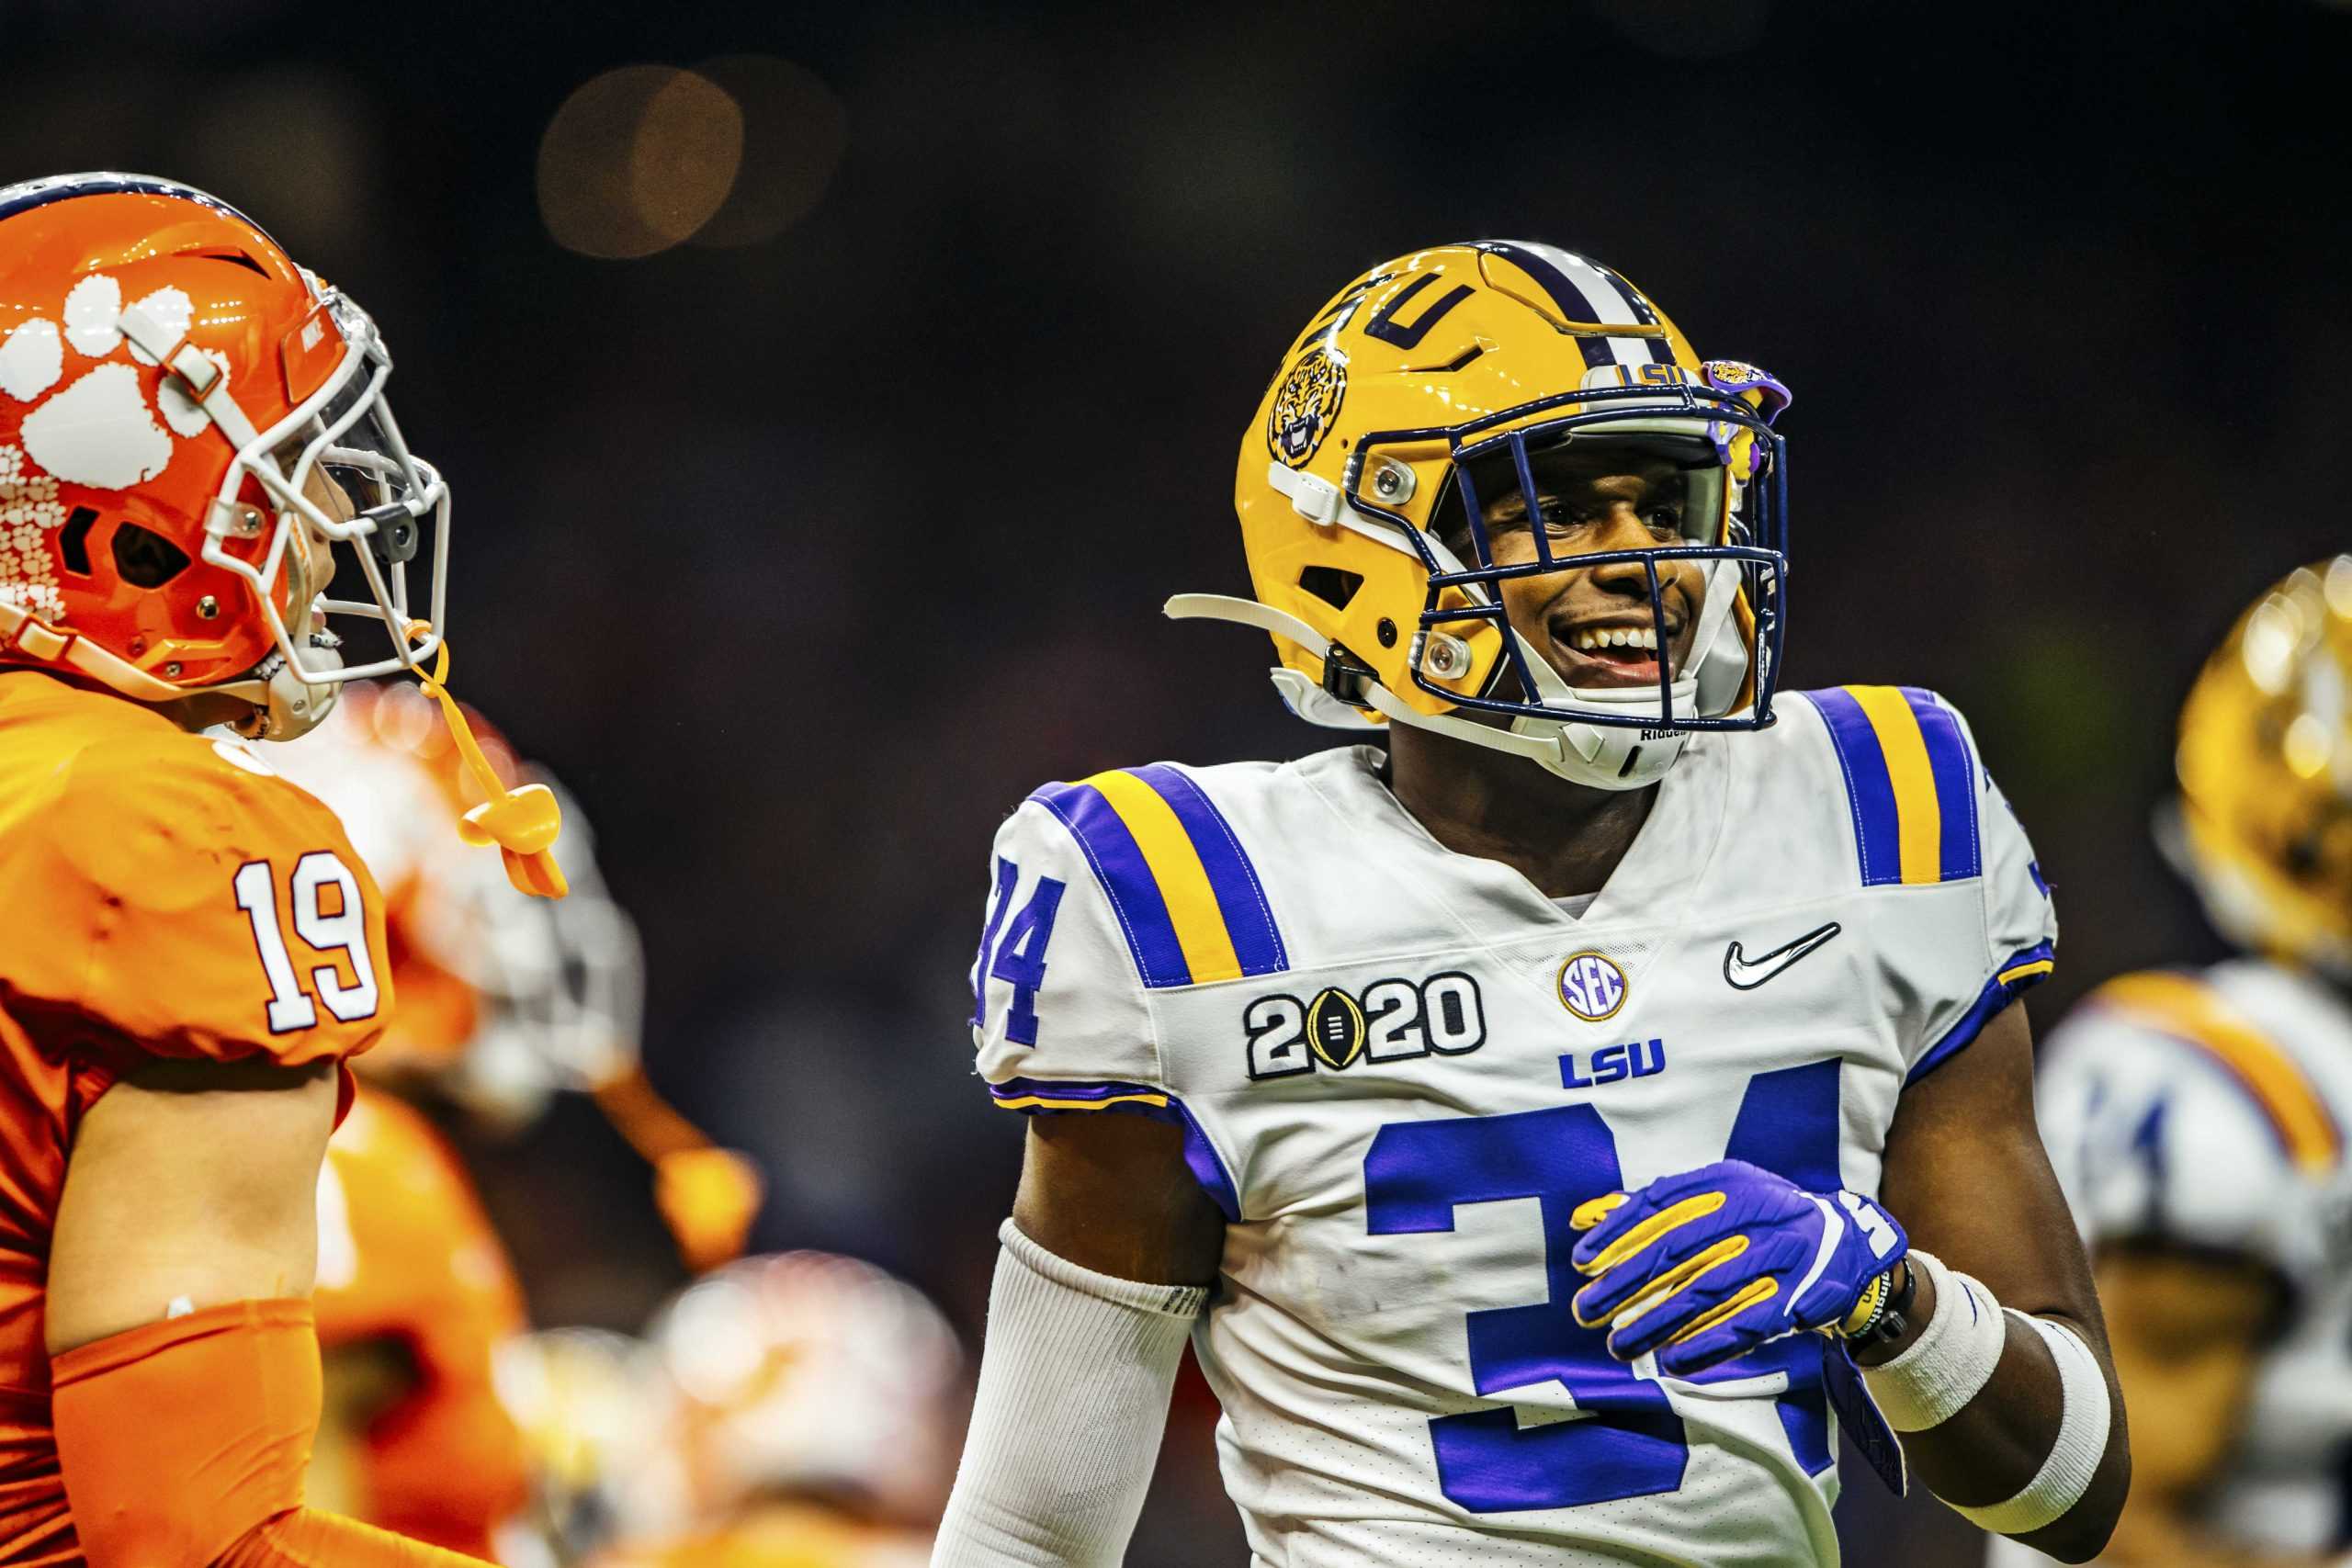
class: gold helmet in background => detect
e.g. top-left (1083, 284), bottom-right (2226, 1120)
top-left (2176, 556), bottom-right (2352, 974)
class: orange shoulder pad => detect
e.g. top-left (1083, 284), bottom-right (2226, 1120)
top-left (0, 722), bottom-right (394, 1068)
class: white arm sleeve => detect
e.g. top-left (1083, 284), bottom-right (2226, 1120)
top-left (931, 1221), bottom-right (1208, 1568)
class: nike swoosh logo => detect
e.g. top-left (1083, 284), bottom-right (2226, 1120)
top-left (1724, 921), bottom-right (1843, 990)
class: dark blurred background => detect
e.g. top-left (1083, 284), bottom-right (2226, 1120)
top-left (8, 0), bottom-right (2348, 1560)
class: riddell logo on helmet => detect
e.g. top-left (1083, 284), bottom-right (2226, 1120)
top-left (1266, 345), bottom-right (1345, 469)
top-left (0, 272), bottom-right (224, 621)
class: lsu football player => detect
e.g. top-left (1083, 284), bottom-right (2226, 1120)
top-left (1996, 559), bottom-right (2352, 1566)
top-left (936, 243), bottom-right (2131, 1566)
top-left (0, 174), bottom-right (560, 1567)
top-left (586, 1252), bottom-right (964, 1568)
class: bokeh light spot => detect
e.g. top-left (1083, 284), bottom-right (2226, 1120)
top-left (2326, 554), bottom-right (2352, 620)
top-left (2245, 598), bottom-right (2301, 694)
top-left (539, 66), bottom-right (745, 260)
top-left (686, 55), bottom-right (849, 248)
top-left (2285, 711), bottom-right (2333, 779)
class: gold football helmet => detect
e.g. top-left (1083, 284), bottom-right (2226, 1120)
top-left (1171, 241), bottom-right (1790, 791)
top-left (2176, 556), bottom-right (2352, 974)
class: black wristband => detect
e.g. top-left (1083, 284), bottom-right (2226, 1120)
top-left (1866, 1256), bottom-right (1918, 1345)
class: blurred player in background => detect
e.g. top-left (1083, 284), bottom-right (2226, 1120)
top-left (2003, 558), bottom-right (2352, 1567)
top-left (579, 1252), bottom-right (964, 1568)
top-left (269, 680), bottom-right (766, 1559)
top-left (0, 174), bottom-right (564, 1567)
top-left (494, 1327), bottom-right (650, 1566)
top-left (307, 1080), bottom-right (532, 1557)
top-left (939, 243), bottom-right (2128, 1566)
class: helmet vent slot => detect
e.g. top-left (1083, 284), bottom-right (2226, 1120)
top-left (112, 523), bottom-right (191, 588)
top-left (58, 508), bottom-right (96, 575)
top-left (1299, 567), bottom-right (1364, 610)
top-left (1404, 344), bottom-right (1486, 375)
top-left (191, 249), bottom-right (271, 277)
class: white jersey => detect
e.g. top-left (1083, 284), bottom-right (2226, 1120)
top-left (969, 686), bottom-right (2056, 1568)
top-left (1993, 958), bottom-right (2352, 1563)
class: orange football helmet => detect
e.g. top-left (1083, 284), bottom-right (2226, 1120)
top-left (0, 173), bottom-right (450, 739)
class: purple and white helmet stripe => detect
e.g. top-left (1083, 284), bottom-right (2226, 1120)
top-left (1480, 240), bottom-right (1673, 369)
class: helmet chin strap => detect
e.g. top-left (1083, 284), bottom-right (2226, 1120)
top-left (1489, 626), bottom-right (1694, 791)
top-left (221, 635), bottom-right (345, 740)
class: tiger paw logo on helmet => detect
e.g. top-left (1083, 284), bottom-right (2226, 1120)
top-left (1267, 344), bottom-right (1346, 468)
top-left (0, 273), bottom-right (220, 620)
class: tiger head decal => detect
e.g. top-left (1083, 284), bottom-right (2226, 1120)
top-left (1266, 344), bottom-right (1346, 469)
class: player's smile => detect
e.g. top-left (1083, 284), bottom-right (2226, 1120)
top-left (1546, 609), bottom-right (1690, 690)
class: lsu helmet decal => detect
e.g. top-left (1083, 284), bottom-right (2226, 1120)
top-left (2175, 556), bottom-right (2352, 976)
top-left (1171, 241), bottom-right (1792, 792)
top-left (1268, 344), bottom-right (1347, 468)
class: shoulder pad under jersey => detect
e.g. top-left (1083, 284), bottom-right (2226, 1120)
top-left (0, 724), bottom-right (393, 1068)
top-left (1790, 685), bottom-right (2058, 1080)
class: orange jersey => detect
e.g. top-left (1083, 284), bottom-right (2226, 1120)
top-left (312, 1086), bottom-right (528, 1559)
top-left (0, 671), bottom-right (391, 1565)
top-left (590, 1506), bottom-right (930, 1568)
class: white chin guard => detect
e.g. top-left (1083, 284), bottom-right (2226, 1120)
top-left (230, 635), bottom-right (345, 740)
top-left (1511, 674), bottom-right (1697, 792)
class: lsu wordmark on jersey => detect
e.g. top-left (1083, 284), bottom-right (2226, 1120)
top-left (969, 687), bottom-right (2055, 1566)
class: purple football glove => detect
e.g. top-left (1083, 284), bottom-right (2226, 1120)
top-left (1568, 1158), bottom-right (1907, 1378)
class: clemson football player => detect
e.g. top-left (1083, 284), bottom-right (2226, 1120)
top-left (1997, 558), bottom-right (2352, 1566)
top-left (262, 680), bottom-right (763, 1558)
top-left (307, 1087), bottom-right (532, 1560)
top-left (937, 244), bottom-right (2130, 1565)
top-left (0, 173), bottom-right (557, 1568)
top-left (591, 1252), bottom-right (964, 1568)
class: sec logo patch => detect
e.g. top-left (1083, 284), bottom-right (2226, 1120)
top-left (1557, 952), bottom-right (1628, 1021)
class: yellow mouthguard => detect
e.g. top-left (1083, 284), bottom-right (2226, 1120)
top-left (406, 625), bottom-right (568, 899)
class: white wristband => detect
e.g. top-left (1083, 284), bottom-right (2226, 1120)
top-left (1952, 1313), bottom-right (2111, 1537)
top-left (1858, 1251), bottom-right (2006, 1432)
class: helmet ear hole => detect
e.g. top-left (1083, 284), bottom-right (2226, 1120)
top-left (111, 522), bottom-right (191, 588)
top-left (1298, 567), bottom-right (1363, 611)
top-left (57, 508), bottom-right (97, 576)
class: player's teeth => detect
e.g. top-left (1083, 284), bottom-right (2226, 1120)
top-left (1571, 626), bottom-right (1661, 651)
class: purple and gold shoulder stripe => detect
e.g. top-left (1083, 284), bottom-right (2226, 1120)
top-left (1911, 938), bottom-right (2054, 1084)
top-left (1028, 763), bottom-right (1289, 990)
top-left (987, 1077), bottom-right (1170, 1114)
top-left (986, 1077), bottom-right (1242, 1220)
top-left (1805, 686), bottom-right (1984, 888)
top-left (2092, 972), bottom-right (2343, 1177)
